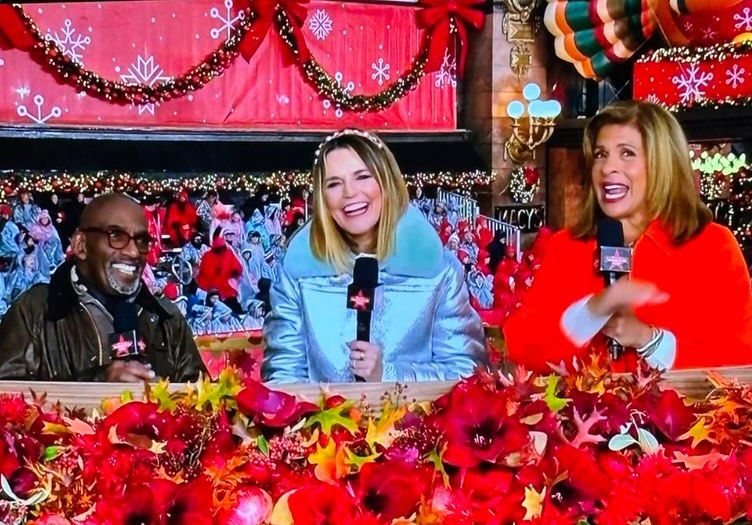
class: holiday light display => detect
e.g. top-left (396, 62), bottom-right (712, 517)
top-left (0, 169), bottom-right (497, 199)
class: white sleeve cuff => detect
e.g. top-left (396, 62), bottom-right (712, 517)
top-left (560, 294), bottom-right (612, 347)
top-left (644, 329), bottom-right (676, 370)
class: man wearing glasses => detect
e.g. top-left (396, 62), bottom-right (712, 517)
top-left (0, 194), bottom-right (206, 382)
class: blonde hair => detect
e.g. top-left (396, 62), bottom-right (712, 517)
top-left (310, 129), bottom-right (409, 274)
top-left (572, 100), bottom-right (711, 244)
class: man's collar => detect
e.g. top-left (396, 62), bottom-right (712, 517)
top-left (47, 259), bottom-right (171, 322)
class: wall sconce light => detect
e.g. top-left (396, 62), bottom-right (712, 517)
top-left (504, 82), bottom-right (561, 164)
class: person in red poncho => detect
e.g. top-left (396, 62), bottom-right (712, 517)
top-left (142, 197), bottom-right (165, 267)
top-left (195, 236), bottom-right (244, 314)
top-left (504, 101), bottom-right (752, 373)
top-left (164, 191), bottom-right (198, 247)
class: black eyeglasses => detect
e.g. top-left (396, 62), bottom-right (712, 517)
top-left (80, 227), bottom-right (155, 254)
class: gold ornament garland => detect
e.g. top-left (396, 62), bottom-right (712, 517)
top-left (9, 3), bottom-right (445, 113)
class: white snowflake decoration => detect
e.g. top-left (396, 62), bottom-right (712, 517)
top-left (308, 10), bottom-right (333, 41)
top-left (671, 63), bottom-right (713, 104)
top-left (726, 64), bottom-right (746, 89)
top-left (16, 94), bottom-right (62, 125)
top-left (15, 87), bottom-right (30, 99)
top-left (701, 27), bottom-right (717, 41)
top-left (646, 93), bottom-right (662, 105)
top-left (435, 51), bottom-right (457, 88)
top-left (45, 19), bottom-right (91, 64)
top-left (0, 58), bottom-right (4, 67)
top-left (734, 7), bottom-right (752, 31)
top-left (322, 72), bottom-right (354, 118)
top-left (120, 55), bottom-right (171, 115)
top-left (371, 58), bottom-right (391, 86)
top-left (209, 0), bottom-right (245, 41)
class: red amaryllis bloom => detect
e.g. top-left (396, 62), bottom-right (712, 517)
top-left (93, 481), bottom-right (169, 525)
top-left (93, 477), bottom-right (213, 525)
top-left (453, 466), bottom-right (523, 524)
top-left (287, 482), bottom-right (361, 525)
top-left (645, 389), bottom-right (696, 441)
top-left (353, 461), bottom-right (429, 521)
top-left (216, 487), bottom-right (273, 525)
top-left (236, 381), bottom-right (318, 428)
top-left (547, 444), bottom-right (612, 516)
top-left (100, 402), bottom-right (176, 442)
top-left (434, 383), bottom-right (530, 467)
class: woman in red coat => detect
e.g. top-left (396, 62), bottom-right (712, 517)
top-left (504, 101), bottom-right (752, 372)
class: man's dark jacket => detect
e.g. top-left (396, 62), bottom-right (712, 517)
top-left (0, 260), bottom-right (206, 381)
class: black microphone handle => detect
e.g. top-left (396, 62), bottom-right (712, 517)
top-left (604, 271), bottom-right (624, 359)
top-left (356, 311), bottom-right (371, 343)
top-left (353, 311), bottom-right (371, 382)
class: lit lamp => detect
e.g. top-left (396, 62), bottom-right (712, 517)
top-left (504, 82), bottom-right (562, 164)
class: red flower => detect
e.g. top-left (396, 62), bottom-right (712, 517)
top-left (236, 381), bottom-right (318, 429)
top-left (454, 466), bottom-right (523, 524)
top-left (287, 482), bottom-right (361, 525)
top-left (93, 477), bottom-right (213, 525)
top-left (548, 444), bottom-right (612, 514)
top-left (354, 461), bottom-right (429, 520)
top-left (645, 389), bottom-right (696, 441)
top-left (434, 383), bottom-right (530, 467)
top-left (0, 394), bottom-right (29, 426)
top-left (100, 402), bottom-right (174, 442)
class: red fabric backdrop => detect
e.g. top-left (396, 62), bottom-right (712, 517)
top-left (0, 0), bottom-right (457, 130)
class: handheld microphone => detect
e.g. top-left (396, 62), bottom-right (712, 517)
top-left (347, 256), bottom-right (379, 382)
top-left (109, 301), bottom-right (145, 362)
top-left (596, 217), bottom-right (633, 361)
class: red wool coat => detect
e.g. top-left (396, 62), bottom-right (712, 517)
top-left (504, 221), bottom-right (752, 372)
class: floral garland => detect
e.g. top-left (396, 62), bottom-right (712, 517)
top-left (509, 165), bottom-right (541, 204)
top-left (11, 4), bottom-right (254, 107)
top-left (0, 0), bottom-right (485, 113)
top-left (0, 169), bottom-right (496, 199)
top-left (1, 361), bottom-right (752, 524)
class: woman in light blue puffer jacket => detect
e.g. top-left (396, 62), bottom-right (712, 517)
top-left (262, 129), bottom-right (486, 384)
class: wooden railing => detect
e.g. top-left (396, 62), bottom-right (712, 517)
top-left (0, 367), bottom-right (749, 413)
top-left (436, 189), bottom-right (522, 261)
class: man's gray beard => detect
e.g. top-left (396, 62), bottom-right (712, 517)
top-left (106, 266), bottom-right (141, 296)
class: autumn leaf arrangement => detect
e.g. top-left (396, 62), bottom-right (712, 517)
top-left (1, 358), bottom-right (752, 525)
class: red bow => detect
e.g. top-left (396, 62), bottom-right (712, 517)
top-left (239, 0), bottom-right (310, 65)
top-left (416, 0), bottom-right (485, 76)
top-left (0, 5), bottom-right (35, 51)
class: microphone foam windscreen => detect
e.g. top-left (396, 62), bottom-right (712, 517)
top-left (596, 216), bottom-right (625, 248)
top-left (112, 301), bottom-right (139, 333)
top-left (353, 256), bottom-right (379, 288)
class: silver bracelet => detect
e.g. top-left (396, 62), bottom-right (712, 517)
top-left (636, 326), bottom-right (663, 358)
